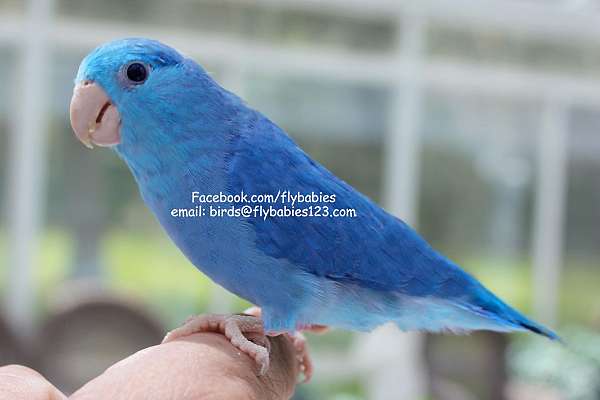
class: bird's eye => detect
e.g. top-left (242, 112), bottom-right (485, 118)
top-left (125, 62), bottom-right (148, 84)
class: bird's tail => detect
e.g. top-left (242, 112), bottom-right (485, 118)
top-left (459, 285), bottom-right (561, 341)
top-left (517, 317), bottom-right (561, 341)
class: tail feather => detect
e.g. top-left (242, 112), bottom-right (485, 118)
top-left (513, 316), bottom-right (561, 341)
top-left (463, 285), bottom-right (561, 342)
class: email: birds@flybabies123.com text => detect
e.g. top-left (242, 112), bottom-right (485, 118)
top-left (190, 190), bottom-right (336, 206)
top-left (170, 204), bottom-right (357, 220)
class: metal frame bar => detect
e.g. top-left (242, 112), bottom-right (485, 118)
top-left (5, 0), bottom-right (53, 340)
top-left (532, 100), bottom-right (569, 325)
top-left (372, 8), bottom-right (427, 398)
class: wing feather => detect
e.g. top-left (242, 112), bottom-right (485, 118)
top-left (226, 113), bottom-right (473, 297)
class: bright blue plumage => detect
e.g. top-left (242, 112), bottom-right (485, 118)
top-left (75, 38), bottom-right (558, 340)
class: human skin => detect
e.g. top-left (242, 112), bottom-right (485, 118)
top-left (0, 332), bottom-right (300, 400)
top-left (0, 365), bottom-right (67, 400)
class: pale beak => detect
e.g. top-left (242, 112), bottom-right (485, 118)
top-left (69, 81), bottom-right (121, 148)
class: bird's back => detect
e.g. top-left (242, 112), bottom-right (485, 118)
top-left (225, 110), bottom-right (558, 339)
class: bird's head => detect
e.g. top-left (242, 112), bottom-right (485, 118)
top-left (70, 38), bottom-right (189, 150)
top-left (70, 38), bottom-right (235, 156)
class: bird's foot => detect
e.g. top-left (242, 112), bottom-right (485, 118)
top-left (244, 307), bottom-right (318, 382)
top-left (162, 313), bottom-right (270, 375)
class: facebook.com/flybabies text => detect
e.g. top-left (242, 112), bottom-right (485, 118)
top-left (190, 190), bottom-right (337, 206)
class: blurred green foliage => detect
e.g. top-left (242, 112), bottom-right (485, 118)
top-left (510, 326), bottom-right (600, 400)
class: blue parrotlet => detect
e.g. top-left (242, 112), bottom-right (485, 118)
top-left (69, 38), bottom-right (558, 377)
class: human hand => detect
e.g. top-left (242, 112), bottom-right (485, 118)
top-left (0, 365), bottom-right (67, 400)
top-left (0, 330), bottom-right (302, 399)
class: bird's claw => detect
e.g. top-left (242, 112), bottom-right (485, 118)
top-left (162, 313), bottom-right (270, 375)
top-left (244, 307), bottom-right (316, 383)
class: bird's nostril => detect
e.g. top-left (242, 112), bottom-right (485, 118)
top-left (82, 80), bottom-right (92, 86)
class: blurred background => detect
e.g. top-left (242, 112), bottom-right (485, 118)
top-left (0, 0), bottom-right (599, 398)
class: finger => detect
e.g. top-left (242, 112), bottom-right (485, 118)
top-left (0, 365), bottom-right (67, 400)
top-left (71, 332), bottom-right (300, 400)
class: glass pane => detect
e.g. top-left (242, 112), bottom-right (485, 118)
top-left (57, 0), bottom-right (395, 53)
top-left (0, 0), bottom-right (23, 14)
top-left (418, 90), bottom-right (539, 308)
top-left (0, 45), bottom-right (16, 284)
top-left (562, 107), bottom-right (600, 324)
top-left (428, 23), bottom-right (600, 78)
top-left (506, 106), bottom-right (600, 400)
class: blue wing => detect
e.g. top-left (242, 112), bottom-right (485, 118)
top-left (226, 110), bottom-right (558, 340)
top-left (228, 111), bottom-right (472, 295)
